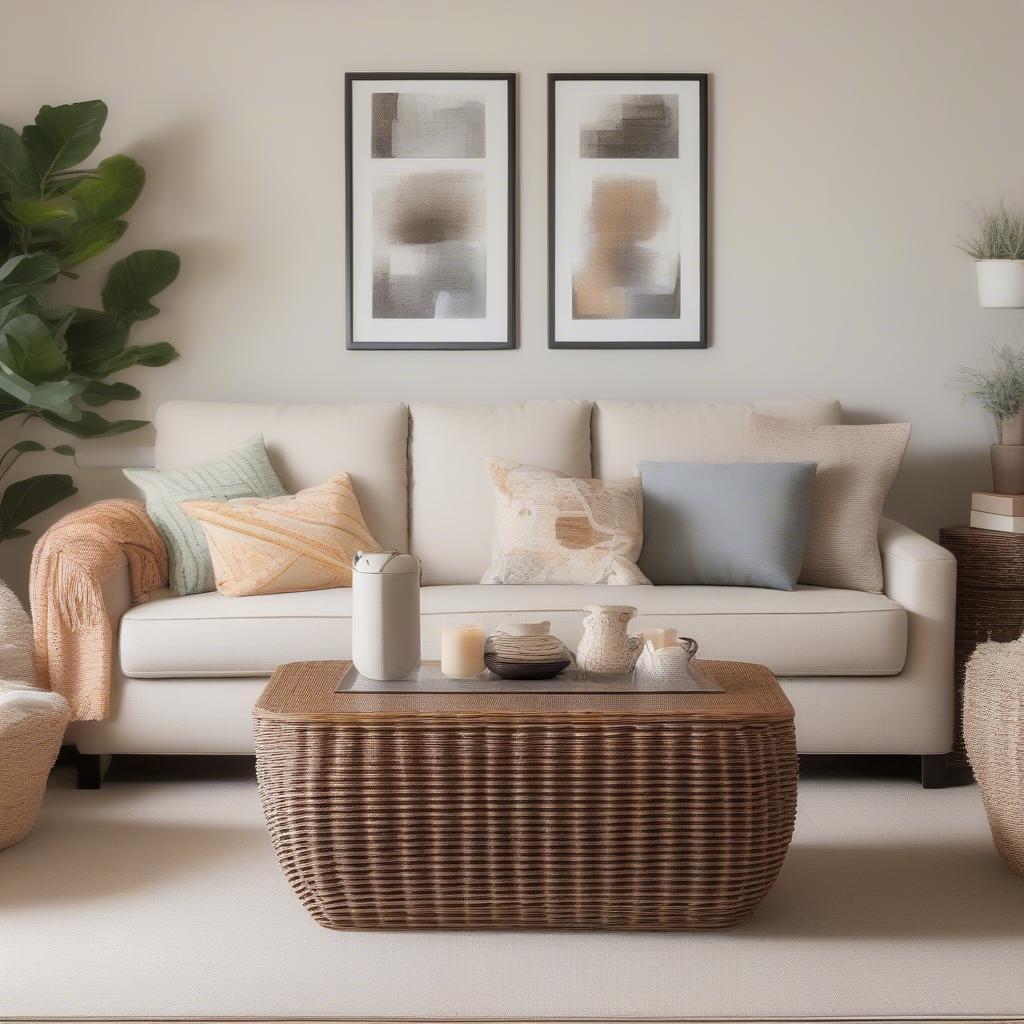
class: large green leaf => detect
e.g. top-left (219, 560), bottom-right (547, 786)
top-left (0, 312), bottom-right (69, 381)
top-left (5, 195), bottom-right (78, 228)
top-left (70, 155), bottom-right (144, 219)
top-left (0, 253), bottom-right (60, 301)
top-left (0, 297), bottom-right (25, 330)
top-left (0, 124), bottom-right (36, 194)
top-left (102, 250), bottom-right (180, 323)
top-left (22, 101), bottom-right (108, 179)
top-left (41, 409), bottom-right (146, 438)
top-left (64, 309), bottom-right (128, 376)
top-left (100, 340), bottom-right (178, 375)
top-left (0, 389), bottom-right (25, 421)
top-left (82, 379), bottom-right (140, 406)
top-left (59, 218), bottom-right (128, 269)
top-left (0, 473), bottom-right (77, 536)
top-left (0, 365), bottom-right (87, 418)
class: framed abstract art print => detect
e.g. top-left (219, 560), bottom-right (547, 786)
top-left (346, 73), bottom-right (516, 350)
top-left (548, 74), bottom-right (707, 349)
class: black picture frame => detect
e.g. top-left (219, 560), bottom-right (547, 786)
top-left (346, 72), bottom-right (517, 351)
top-left (547, 73), bottom-right (708, 349)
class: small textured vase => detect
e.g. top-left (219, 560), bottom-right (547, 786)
top-left (576, 605), bottom-right (640, 674)
top-left (990, 444), bottom-right (1024, 495)
top-left (963, 637), bottom-right (1024, 876)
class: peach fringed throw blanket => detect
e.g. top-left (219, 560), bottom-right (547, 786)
top-left (30, 499), bottom-right (167, 721)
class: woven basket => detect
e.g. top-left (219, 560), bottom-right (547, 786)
top-left (0, 581), bottom-right (70, 851)
top-left (963, 637), bottom-right (1024, 876)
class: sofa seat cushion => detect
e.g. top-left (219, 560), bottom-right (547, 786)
top-left (119, 584), bottom-right (907, 680)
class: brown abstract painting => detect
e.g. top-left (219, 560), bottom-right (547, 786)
top-left (572, 175), bottom-right (680, 320)
top-left (347, 74), bottom-right (515, 349)
top-left (549, 74), bottom-right (707, 348)
top-left (373, 171), bottom-right (486, 319)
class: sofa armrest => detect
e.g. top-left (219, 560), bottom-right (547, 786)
top-left (878, 516), bottom-right (956, 747)
top-left (879, 516), bottom-right (957, 611)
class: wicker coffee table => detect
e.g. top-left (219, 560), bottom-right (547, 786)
top-left (253, 659), bottom-right (797, 931)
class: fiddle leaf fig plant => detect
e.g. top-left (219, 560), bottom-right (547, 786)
top-left (0, 99), bottom-right (180, 541)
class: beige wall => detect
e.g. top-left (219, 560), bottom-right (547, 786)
top-left (2, 0), bottom-right (1023, 589)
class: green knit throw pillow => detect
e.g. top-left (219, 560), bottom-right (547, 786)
top-left (125, 435), bottom-right (286, 596)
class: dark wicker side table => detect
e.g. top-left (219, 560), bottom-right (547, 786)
top-left (939, 525), bottom-right (1024, 784)
top-left (253, 659), bottom-right (797, 931)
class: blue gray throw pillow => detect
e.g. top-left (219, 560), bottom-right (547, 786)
top-left (638, 461), bottom-right (817, 590)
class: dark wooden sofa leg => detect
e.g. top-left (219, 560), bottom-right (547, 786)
top-left (76, 753), bottom-right (104, 790)
top-left (920, 754), bottom-right (951, 789)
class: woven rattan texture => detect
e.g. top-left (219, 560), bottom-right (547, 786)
top-left (964, 637), bottom-right (1024, 876)
top-left (254, 659), bottom-right (793, 722)
top-left (254, 660), bottom-right (797, 930)
top-left (940, 526), bottom-right (1024, 777)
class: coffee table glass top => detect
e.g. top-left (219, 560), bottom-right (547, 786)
top-left (334, 659), bottom-right (724, 695)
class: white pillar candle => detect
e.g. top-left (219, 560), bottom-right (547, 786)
top-left (642, 627), bottom-right (679, 651)
top-left (440, 625), bottom-right (486, 678)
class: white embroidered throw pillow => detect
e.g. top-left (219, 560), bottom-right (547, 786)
top-left (481, 457), bottom-right (650, 586)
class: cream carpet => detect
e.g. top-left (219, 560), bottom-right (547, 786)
top-left (1, 758), bottom-right (1022, 1021)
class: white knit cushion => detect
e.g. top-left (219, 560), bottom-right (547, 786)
top-left (745, 413), bottom-right (911, 593)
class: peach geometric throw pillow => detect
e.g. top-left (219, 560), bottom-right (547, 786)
top-left (181, 473), bottom-right (380, 597)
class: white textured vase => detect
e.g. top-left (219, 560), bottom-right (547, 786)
top-left (576, 605), bottom-right (640, 674)
top-left (976, 260), bottom-right (1024, 308)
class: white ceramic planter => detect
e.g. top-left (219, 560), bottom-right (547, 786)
top-left (976, 259), bottom-right (1024, 308)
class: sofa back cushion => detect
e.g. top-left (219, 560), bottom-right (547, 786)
top-left (410, 401), bottom-right (592, 584)
top-left (592, 399), bottom-right (842, 478)
top-left (154, 402), bottom-right (410, 552)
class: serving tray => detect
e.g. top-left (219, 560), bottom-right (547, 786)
top-left (334, 658), bottom-right (724, 694)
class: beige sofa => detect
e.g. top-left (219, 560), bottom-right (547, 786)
top-left (71, 398), bottom-right (956, 785)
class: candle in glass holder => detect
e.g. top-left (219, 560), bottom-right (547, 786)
top-left (642, 627), bottom-right (679, 650)
top-left (440, 624), bottom-right (486, 678)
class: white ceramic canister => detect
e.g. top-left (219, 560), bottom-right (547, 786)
top-left (352, 551), bottom-right (421, 680)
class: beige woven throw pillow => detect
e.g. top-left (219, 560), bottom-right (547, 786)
top-left (181, 473), bottom-right (380, 597)
top-left (744, 413), bottom-right (910, 593)
top-left (482, 457), bottom-right (650, 585)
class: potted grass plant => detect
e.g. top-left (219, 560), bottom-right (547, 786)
top-left (960, 202), bottom-right (1024, 308)
top-left (954, 344), bottom-right (1024, 493)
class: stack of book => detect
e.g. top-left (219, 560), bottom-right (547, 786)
top-left (971, 491), bottom-right (1024, 533)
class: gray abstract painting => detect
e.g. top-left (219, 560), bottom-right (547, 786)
top-left (580, 94), bottom-right (679, 159)
top-left (572, 174), bottom-right (680, 320)
top-left (372, 93), bottom-right (486, 158)
top-left (373, 171), bottom-right (486, 319)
